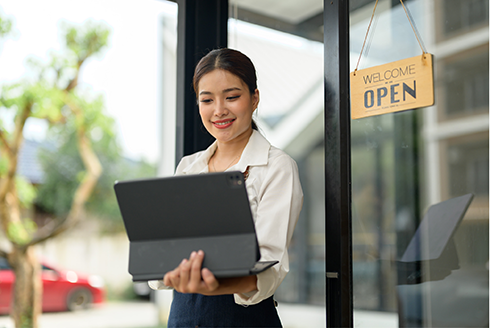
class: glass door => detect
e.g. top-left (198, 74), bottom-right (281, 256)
top-left (349, 0), bottom-right (489, 327)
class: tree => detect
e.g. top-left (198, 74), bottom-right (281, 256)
top-left (0, 15), bottom-right (112, 328)
top-left (36, 127), bottom-right (156, 233)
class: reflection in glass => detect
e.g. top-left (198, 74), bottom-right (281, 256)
top-left (442, 0), bottom-right (489, 37)
top-left (443, 48), bottom-right (489, 117)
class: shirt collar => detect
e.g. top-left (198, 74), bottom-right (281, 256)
top-left (234, 130), bottom-right (270, 172)
top-left (181, 130), bottom-right (270, 175)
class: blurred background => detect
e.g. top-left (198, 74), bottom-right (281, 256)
top-left (0, 0), bottom-right (488, 327)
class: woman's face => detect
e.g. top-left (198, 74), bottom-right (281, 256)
top-left (197, 69), bottom-right (259, 145)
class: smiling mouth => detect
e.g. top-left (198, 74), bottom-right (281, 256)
top-left (213, 119), bottom-right (235, 126)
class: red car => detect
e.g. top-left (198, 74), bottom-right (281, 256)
top-left (0, 257), bottom-right (105, 314)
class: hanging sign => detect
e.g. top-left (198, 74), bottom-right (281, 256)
top-left (350, 53), bottom-right (434, 120)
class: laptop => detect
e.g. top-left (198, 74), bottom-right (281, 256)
top-left (114, 171), bottom-right (278, 282)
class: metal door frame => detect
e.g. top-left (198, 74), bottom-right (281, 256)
top-left (324, 1), bottom-right (353, 327)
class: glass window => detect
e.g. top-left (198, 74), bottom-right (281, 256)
top-left (350, 0), bottom-right (489, 326)
top-left (228, 0), bottom-right (325, 306)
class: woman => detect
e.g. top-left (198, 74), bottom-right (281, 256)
top-left (149, 48), bottom-right (303, 327)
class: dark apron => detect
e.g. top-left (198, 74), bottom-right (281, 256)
top-left (167, 291), bottom-right (282, 327)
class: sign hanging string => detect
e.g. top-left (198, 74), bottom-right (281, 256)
top-left (399, 0), bottom-right (427, 54)
top-left (354, 0), bottom-right (428, 76)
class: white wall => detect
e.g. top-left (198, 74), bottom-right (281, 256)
top-left (36, 232), bottom-right (133, 292)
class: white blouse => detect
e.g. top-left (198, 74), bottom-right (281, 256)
top-left (149, 130), bottom-right (303, 306)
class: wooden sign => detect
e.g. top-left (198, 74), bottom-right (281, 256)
top-left (350, 54), bottom-right (434, 119)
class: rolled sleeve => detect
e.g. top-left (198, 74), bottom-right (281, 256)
top-left (148, 280), bottom-right (172, 290)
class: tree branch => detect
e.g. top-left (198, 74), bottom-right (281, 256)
top-left (24, 217), bottom-right (70, 249)
top-left (0, 129), bottom-right (13, 157)
top-left (27, 95), bottom-right (102, 247)
top-left (65, 60), bottom-right (85, 92)
top-left (0, 104), bottom-right (31, 205)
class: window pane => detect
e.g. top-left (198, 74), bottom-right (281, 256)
top-left (350, 0), bottom-right (489, 327)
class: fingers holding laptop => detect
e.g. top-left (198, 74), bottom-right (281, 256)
top-left (163, 250), bottom-right (220, 294)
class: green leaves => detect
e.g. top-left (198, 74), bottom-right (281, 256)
top-left (62, 20), bottom-right (110, 62)
top-left (30, 85), bottom-right (65, 123)
top-left (7, 219), bottom-right (37, 246)
top-left (67, 92), bottom-right (115, 134)
top-left (0, 82), bottom-right (65, 126)
top-left (16, 176), bottom-right (37, 208)
top-left (0, 12), bottom-right (12, 38)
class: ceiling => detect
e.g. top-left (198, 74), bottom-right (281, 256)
top-left (231, 0), bottom-right (379, 42)
top-left (231, 0), bottom-right (323, 24)
top-left (168, 0), bottom-right (378, 43)
top-left (230, 0), bottom-right (324, 42)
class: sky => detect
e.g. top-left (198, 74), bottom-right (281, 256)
top-left (0, 0), bottom-right (177, 163)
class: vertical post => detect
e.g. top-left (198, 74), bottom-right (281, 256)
top-left (175, 0), bottom-right (228, 163)
top-left (324, 0), bottom-right (353, 327)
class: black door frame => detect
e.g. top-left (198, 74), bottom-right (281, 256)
top-left (324, 0), bottom-right (353, 327)
top-left (174, 1), bottom-right (353, 326)
top-left (175, 0), bottom-right (228, 160)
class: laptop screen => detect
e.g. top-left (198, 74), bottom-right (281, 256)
top-left (114, 171), bottom-right (255, 242)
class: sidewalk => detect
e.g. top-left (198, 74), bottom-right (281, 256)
top-left (0, 302), bottom-right (159, 328)
top-left (0, 301), bottom-right (396, 328)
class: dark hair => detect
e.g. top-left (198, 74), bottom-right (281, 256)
top-left (193, 48), bottom-right (258, 130)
